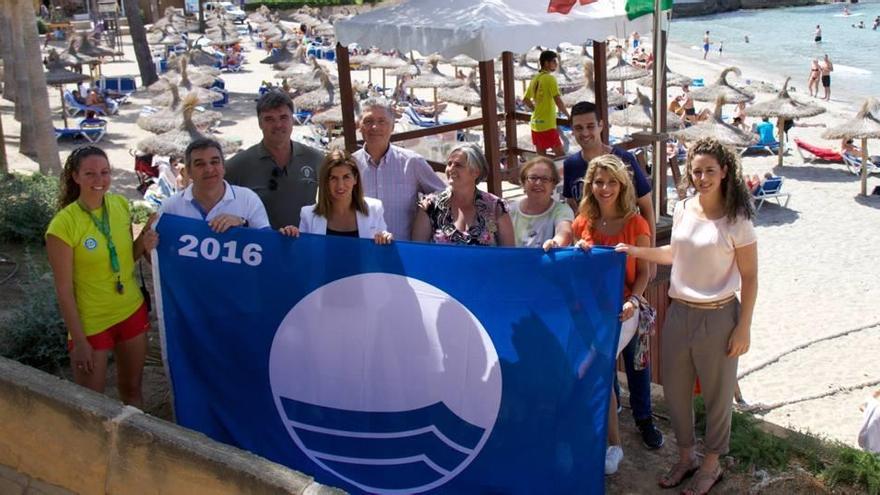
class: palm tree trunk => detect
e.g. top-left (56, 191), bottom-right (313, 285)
top-left (124, 0), bottom-right (158, 87)
top-left (18, 0), bottom-right (61, 173)
top-left (0, 0), bottom-right (16, 103)
top-left (9, 0), bottom-right (37, 154)
top-left (0, 110), bottom-right (8, 175)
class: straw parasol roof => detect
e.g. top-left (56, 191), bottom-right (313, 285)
top-left (261, 45), bottom-right (295, 65)
top-left (438, 71), bottom-right (482, 107)
top-left (44, 50), bottom-right (93, 127)
top-left (149, 58), bottom-right (217, 91)
top-left (822, 98), bottom-right (880, 140)
top-left (561, 62), bottom-right (627, 107)
top-left (448, 54), bottom-right (479, 68)
top-left (405, 58), bottom-right (462, 89)
top-left (609, 91), bottom-right (684, 130)
top-left (151, 81), bottom-right (224, 107)
top-left (152, 7), bottom-right (187, 31)
top-left (690, 67), bottom-right (754, 104)
top-left (606, 57), bottom-right (649, 82)
top-left (496, 53), bottom-right (539, 81)
top-left (137, 94), bottom-right (241, 157)
top-left (734, 79), bottom-right (778, 95)
top-left (292, 71), bottom-right (336, 112)
top-left (671, 97), bottom-right (757, 147)
top-left (635, 68), bottom-right (693, 88)
top-left (822, 98), bottom-right (880, 195)
top-left (555, 68), bottom-right (585, 93)
top-left (274, 46), bottom-right (316, 75)
top-left (561, 43), bottom-right (592, 67)
top-left (59, 39), bottom-right (97, 68)
top-left (524, 46), bottom-right (546, 64)
top-left (78, 34), bottom-right (118, 58)
top-left (138, 85), bottom-right (222, 134)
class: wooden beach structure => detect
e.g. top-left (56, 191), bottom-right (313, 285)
top-left (334, 0), bottom-right (677, 383)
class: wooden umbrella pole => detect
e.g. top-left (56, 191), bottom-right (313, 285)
top-left (433, 87), bottom-right (438, 123)
top-left (777, 116), bottom-right (784, 168)
top-left (382, 68), bottom-right (386, 92)
top-left (861, 137), bottom-right (868, 196)
top-left (60, 87), bottom-right (69, 128)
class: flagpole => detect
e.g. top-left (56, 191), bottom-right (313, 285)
top-left (651, 0), bottom-right (668, 218)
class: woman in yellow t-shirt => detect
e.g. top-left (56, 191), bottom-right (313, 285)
top-left (46, 146), bottom-right (158, 406)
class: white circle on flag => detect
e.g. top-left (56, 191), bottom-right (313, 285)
top-left (269, 273), bottom-right (502, 494)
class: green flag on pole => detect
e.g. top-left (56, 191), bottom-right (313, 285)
top-left (625, 0), bottom-right (672, 20)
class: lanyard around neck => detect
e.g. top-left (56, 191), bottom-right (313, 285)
top-left (78, 198), bottom-right (124, 294)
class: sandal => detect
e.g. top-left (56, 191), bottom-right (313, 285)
top-left (658, 458), bottom-right (700, 489)
top-left (681, 466), bottom-right (723, 495)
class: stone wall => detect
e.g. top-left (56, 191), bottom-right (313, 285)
top-left (0, 357), bottom-right (344, 495)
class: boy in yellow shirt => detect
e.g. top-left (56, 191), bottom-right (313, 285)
top-left (524, 50), bottom-right (570, 157)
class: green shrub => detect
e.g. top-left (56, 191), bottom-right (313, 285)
top-left (129, 201), bottom-right (154, 225)
top-left (823, 447), bottom-right (880, 495)
top-left (37, 19), bottom-right (49, 35)
top-left (0, 253), bottom-right (68, 373)
top-left (0, 173), bottom-right (59, 244)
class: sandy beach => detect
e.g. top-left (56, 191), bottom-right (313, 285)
top-left (3, 15), bottom-right (880, 452)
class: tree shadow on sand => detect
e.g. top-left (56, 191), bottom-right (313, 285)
top-left (854, 193), bottom-right (880, 210)
top-left (753, 204), bottom-right (800, 226)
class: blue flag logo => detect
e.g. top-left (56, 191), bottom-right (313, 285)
top-left (154, 214), bottom-right (625, 494)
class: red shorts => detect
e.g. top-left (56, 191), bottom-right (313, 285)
top-left (531, 128), bottom-right (562, 151)
top-left (69, 302), bottom-right (150, 352)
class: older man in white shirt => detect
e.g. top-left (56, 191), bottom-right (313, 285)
top-left (352, 98), bottom-right (446, 241)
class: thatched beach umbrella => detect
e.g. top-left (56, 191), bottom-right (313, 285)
top-left (690, 67), bottom-right (754, 104)
top-left (822, 98), bottom-right (880, 195)
top-left (138, 85), bottom-right (222, 134)
top-left (671, 97), bottom-right (758, 148)
top-left (292, 71), bottom-right (336, 112)
top-left (275, 46), bottom-right (318, 75)
top-left (745, 77), bottom-right (826, 167)
top-left (44, 50), bottom-right (91, 127)
top-left (137, 94), bottom-right (240, 157)
top-left (609, 90), bottom-right (684, 130)
top-left (59, 40), bottom-right (97, 73)
top-left (150, 75), bottom-right (224, 107)
top-left (149, 58), bottom-right (217, 92)
top-left (561, 63), bottom-right (627, 108)
top-left (448, 54), bottom-right (479, 69)
top-left (562, 43), bottom-right (592, 68)
top-left (636, 68), bottom-right (693, 88)
top-left (606, 57), bottom-right (649, 82)
top-left (368, 53), bottom-right (409, 91)
top-left (438, 71), bottom-right (483, 115)
top-left (405, 57), bottom-right (463, 122)
top-left (261, 44), bottom-right (295, 65)
top-left (78, 34), bottom-right (119, 59)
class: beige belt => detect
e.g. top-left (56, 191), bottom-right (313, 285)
top-left (672, 295), bottom-right (738, 310)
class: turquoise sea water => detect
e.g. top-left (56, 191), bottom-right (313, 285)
top-left (668, 3), bottom-right (880, 100)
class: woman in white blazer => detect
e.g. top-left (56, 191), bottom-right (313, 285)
top-left (293, 149), bottom-right (393, 244)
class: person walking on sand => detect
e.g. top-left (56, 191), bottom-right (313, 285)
top-left (814, 25), bottom-right (822, 43)
top-left (808, 59), bottom-right (821, 98)
top-left (819, 54), bottom-right (833, 101)
top-left (703, 31), bottom-right (710, 59)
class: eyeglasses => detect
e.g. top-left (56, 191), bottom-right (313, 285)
top-left (525, 175), bottom-right (553, 184)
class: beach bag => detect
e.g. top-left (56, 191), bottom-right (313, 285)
top-left (632, 295), bottom-right (656, 371)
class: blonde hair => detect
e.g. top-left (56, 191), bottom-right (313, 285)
top-left (577, 154), bottom-right (638, 229)
top-left (314, 149), bottom-right (367, 217)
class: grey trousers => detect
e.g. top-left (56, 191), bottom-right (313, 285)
top-left (661, 299), bottom-right (740, 455)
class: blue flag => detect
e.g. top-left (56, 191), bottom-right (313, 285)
top-left (154, 214), bottom-right (625, 494)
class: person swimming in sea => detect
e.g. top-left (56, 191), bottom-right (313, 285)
top-left (814, 25), bottom-right (822, 43)
top-left (703, 30), bottom-right (710, 60)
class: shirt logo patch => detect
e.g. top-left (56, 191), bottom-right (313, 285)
top-left (84, 237), bottom-right (98, 250)
top-left (300, 166), bottom-right (315, 182)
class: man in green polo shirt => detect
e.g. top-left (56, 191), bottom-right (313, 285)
top-left (524, 50), bottom-right (570, 158)
top-left (225, 90), bottom-right (324, 228)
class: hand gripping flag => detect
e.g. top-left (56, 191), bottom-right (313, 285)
top-left (153, 214), bottom-right (626, 494)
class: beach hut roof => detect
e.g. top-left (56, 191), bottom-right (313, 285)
top-left (690, 67), bottom-right (754, 104)
top-left (608, 91), bottom-right (684, 130)
top-left (671, 97), bottom-right (758, 147)
top-left (822, 98), bottom-right (880, 140)
top-left (606, 57), bottom-right (649, 82)
top-left (744, 77), bottom-right (826, 120)
top-left (334, 0), bottom-right (651, 61)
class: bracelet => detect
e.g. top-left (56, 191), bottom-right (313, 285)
top-left (627, 295), bottom-right (641, 307)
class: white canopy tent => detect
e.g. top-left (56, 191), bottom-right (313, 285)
top-left (334, 0), bottom-right (652, 62)
top-left (332, 0), bottom-right (660, 196)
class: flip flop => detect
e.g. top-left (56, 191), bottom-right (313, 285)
top-left (681, 466), bottom-right (724, 495)
top-left (658, 458), bottom-right (700, 489)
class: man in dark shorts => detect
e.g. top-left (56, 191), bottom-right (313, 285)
top-left (820, 54), bottom-right (833, 101)
top-left (814, 24), bottom-right (822, 43)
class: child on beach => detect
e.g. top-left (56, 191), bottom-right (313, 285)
top-left (616, 138), bottom-right (758, 495)
top-left (523, 50), bottom-right (570, 157)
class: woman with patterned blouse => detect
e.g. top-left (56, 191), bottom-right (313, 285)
top-left (411, 145), bottom-right (515, 246)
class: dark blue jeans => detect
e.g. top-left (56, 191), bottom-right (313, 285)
top-left (614, 332), bottom-right (653, 421)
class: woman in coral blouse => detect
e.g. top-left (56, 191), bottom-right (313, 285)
top-left (572, 153), bottom-right (650, 475)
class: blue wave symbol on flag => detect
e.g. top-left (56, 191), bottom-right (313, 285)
top-left (281, 397), bottom-right (485, 490)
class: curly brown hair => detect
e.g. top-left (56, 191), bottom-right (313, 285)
top-left (683, 137), bottom-right (755, 221)
top-left (578, 154), bottom-right (638, 230)
top-left (58, 145), bottom-right (109, 209)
